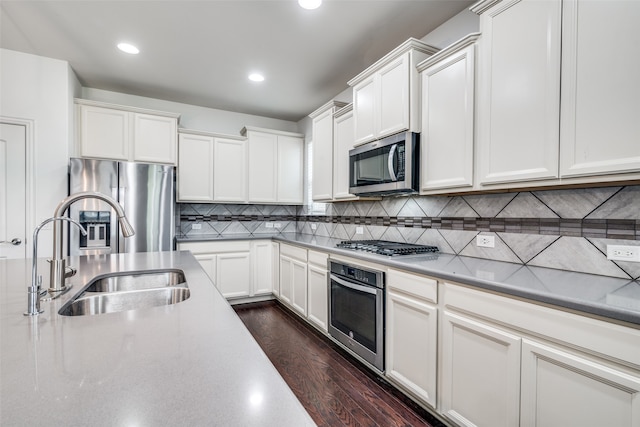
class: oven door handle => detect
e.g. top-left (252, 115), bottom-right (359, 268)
top-left (330, 275), bottom-right (379, 295)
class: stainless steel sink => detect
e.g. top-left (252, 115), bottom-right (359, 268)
top-left (84, 269), bottom-right (187, 292)
top-left (59, 287), bottom-right (191, 316)
top-left (59, 269), bottom-right (190, 316)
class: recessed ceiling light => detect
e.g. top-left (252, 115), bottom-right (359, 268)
top-left (117, 43), bottom-right (140, 54)
top-left (248, 73), bottom-right (265, 82)
top-left (298, 0), bottom-right (322, 10)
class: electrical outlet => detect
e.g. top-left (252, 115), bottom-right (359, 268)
top-left (476, 234), bottom-right (495, 248)
top-left (311, 223), bottom-right (317, 230)
top-left (607, 245), bottom-right (640, 262)
top-left (191, 223), bottom-right (202, 230)
top-left (355, 226), bottom-right (364, 235)
top-left (265, 222), bottom-right (274, 228)
top-left (274, 223), bottom-right (282, 228)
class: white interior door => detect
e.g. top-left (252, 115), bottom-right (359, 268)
top-left (0, 123), bottom-right (27, 259)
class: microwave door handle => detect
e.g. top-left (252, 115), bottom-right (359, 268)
top-left (330, 275), bottom-right (378, 295)
top-left (387, 144), bottom-right (398, 181)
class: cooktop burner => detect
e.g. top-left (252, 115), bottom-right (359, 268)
top-left (336, 240), bottom-right (439, 256)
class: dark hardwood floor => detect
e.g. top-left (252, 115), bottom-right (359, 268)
top-left (234, 300), bottom-right (446, 427)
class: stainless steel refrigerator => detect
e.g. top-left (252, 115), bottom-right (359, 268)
top-left (68, 157), bottom-right (175, 255)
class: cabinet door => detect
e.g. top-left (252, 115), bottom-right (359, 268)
top-left (421, 43), bottom-right (475, 191)
top-left (476, 0), bottom-right (561, 184)
top-left (353, 76), bottom-right (376, 145)
top-left (79, 105), bottom-right (129, 160)
top-left (216, 252), bottom-right (251, 299)
top-left (133, 113), bottom-right (177, 164)
top-left (279, 256), bottom-right (293, 306)
top-left (521, 339), bottom-right (640, 427)
top-left (277, 135), bottom-right (303, 204)
top-left (377, 53), bottom-right (409, 139)
top-left (177, 133), bottom-right (214, 202)
top-left (251, 240), bottom-right (273, 296)
top-left (213, 138), bottom-right (247, 202)
top-left (386, 289), bottom-right (437, 407)
top-left (192, 253), bottom-right (217, 286)
top-left (440, 311), bottom-right (521, 427)
top-left (307, 264), bottom-right (328, 332)
top-left (271, 242), bottom-right (280, 297)
top-left (560, 0), bottom-right (640, 177)
top-left (312, 108), bottom-right (335, 201)
top-left (291, 258), bottom-right (308, 316)
top-left (248, 131), bottom-right (278, 203)
top-left (333, 109), bottom-right (355, 200)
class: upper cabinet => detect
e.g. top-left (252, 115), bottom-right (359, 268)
top-left (76, 99), bottom-right (179, 164)
top-left (418, 33), bottom-right (479, 193)
top-left (333, 104), bottom-right (358, 200)
top-left (559, 0), bottom-right (640, 178)
top-left (242, 126), bottom-right (304, 205)
top-left (348, 38), bottom-right (439, 146)
top-left (177, 129), bottom-right (247, 203)
top-left (471, 0), bottom-right (640, 191)
top-left (179, 126), bottom-right (304, 205)
top-left (309, 100), bottom-right (347, 202)
top-left (473, 0), bottom-right (562, 185)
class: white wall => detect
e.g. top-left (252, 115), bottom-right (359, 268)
top-left (81, 88), bottom-right (299, 137)
top-left (0, 48), bottom-right (80, 257)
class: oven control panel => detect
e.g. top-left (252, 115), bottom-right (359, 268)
top-left (329, 261), bottom-right (384, 288)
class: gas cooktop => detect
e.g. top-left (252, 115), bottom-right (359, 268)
top-left (336, 240), bottom-right (439, 257)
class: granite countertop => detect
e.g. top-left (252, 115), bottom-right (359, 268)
top-left (177, 233), bottom-right (640, 326)
top-left (0, 251), bottom-right (315, 427)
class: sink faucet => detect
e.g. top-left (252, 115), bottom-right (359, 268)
top-left (49, 191), bottom-right (135, 293)
top-left (25, 216), bottom-right (87, 316)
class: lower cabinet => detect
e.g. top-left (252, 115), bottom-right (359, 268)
top-left (177, 240), bottom-right (272, 300)
top-left (278, 243), bottom-right (308, 316)
top-left (440, 311), bottom-right (521, 427)
top-left (385, 268), bottom-right (438, 408)
top-left (520, 339), bottom-right (640, 427)
top-left (307, 250), bottom-right (329, 332)
top-left (441, 282), bottom-right (640, 427)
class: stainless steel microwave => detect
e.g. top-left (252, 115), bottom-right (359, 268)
top-left (349, 131), bottom-right (419, 196)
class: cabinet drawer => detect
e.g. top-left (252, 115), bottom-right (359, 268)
top-left (280, 243), bottom-right (307, 262)
top-left (387, 268), bottom-right (437, 304)
top-left (308, 250), bottom-right (328, 268)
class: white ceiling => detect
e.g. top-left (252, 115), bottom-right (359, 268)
top-left (1, 0), bottom-right (473, 122)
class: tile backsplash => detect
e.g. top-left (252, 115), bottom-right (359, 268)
top-left (178, 185), bottom-right (640, 280)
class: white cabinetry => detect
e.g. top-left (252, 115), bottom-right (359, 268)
top-left (242, 126), bottom-right (304, 204)
top-left (177, 132), bottom-right (215, 202)
top-left (307, 250), bottom-right (328, 333)
top-left (76, 99), bottom-right (179, 164)
top-left (417, 34), bottom-right (479, 193)
top-left (348, 39), bottom-right (438, 146)
top-left (385, 269), bottom-right (438, 408)
top-left (440, 311), bottom-right (522, 427)
top-left (278, 243), bottom-right (308, 316)
top-left (213, 137), bottom-right (247, 203)
top-left (473, 0), bottom-right (562, 185)
top-left (441, 281), bottom-right (640, 427)
top-left (559, 0), bottom-right (640, 178)
top-left (520, 339), bottom-right (640, 427)
top-left (178, 240), bottom-right (273, 301)
top-left (332, 104), bottom-right (358, 200)
top-left (309, 101), bottom-right (347, 201)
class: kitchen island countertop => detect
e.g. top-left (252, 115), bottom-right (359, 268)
top-left (0, 251), bottom-right (315, 426)
top-left (177, 232), bottom-right (640, 326)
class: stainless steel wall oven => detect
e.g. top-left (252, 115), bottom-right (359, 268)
top-left (328, 260), bottom-right (385, 372)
